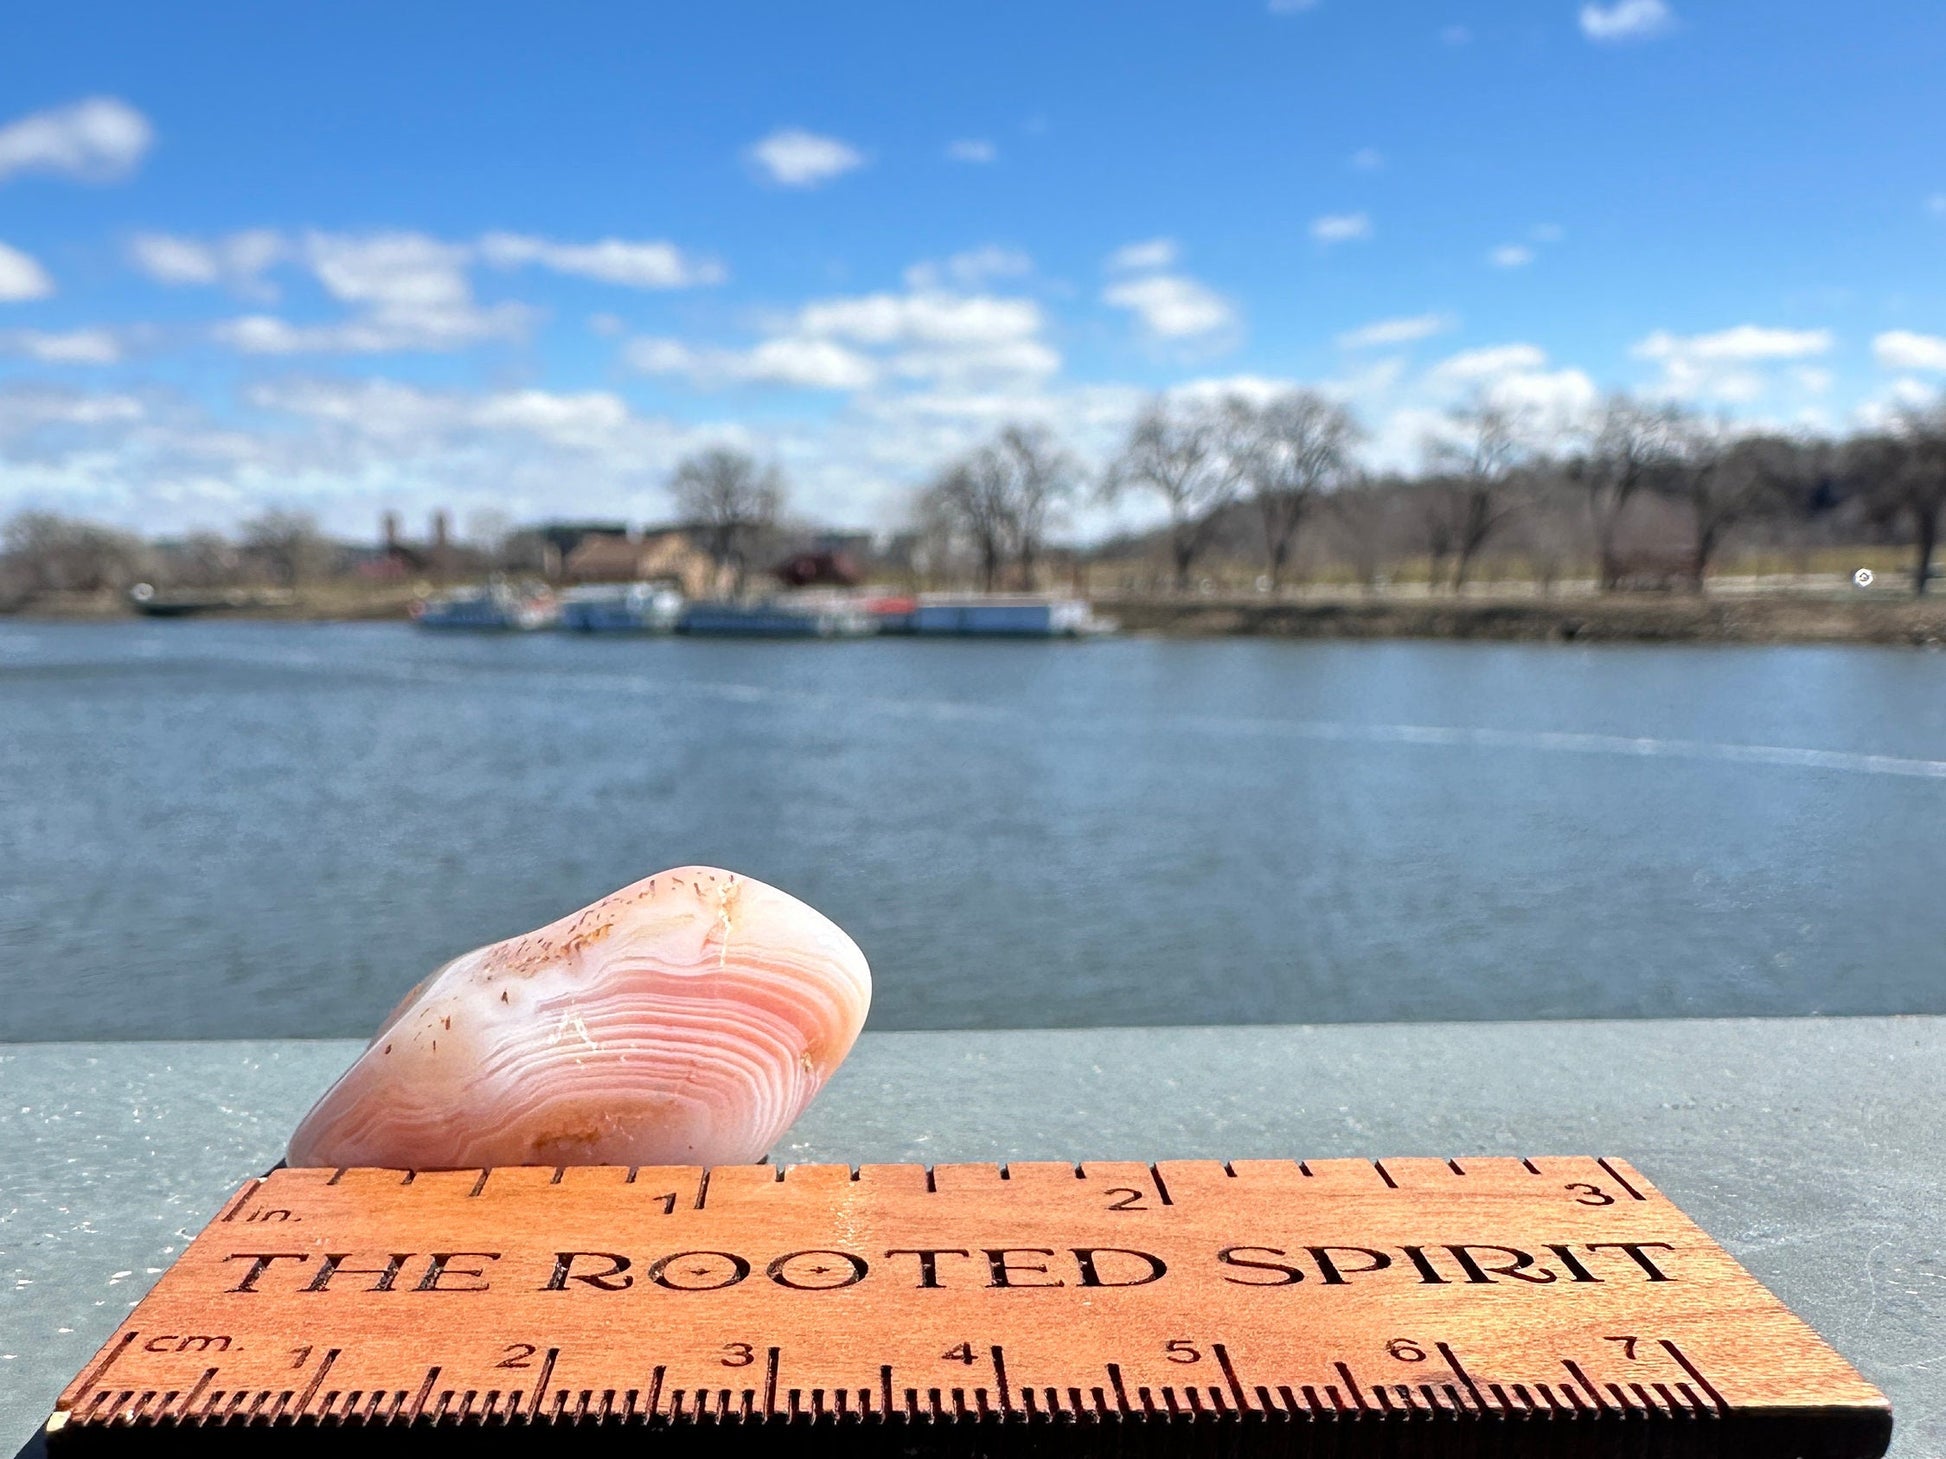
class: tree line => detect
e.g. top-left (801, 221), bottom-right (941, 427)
top-left (6, 391), bottom-right (1945, 602)
top-left (915, 390), bottom-right (1946, 597)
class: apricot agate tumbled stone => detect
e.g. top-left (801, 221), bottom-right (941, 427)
top-left (287, 867), bottom-right (871, 1169)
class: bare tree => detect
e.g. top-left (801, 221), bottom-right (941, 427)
top-left (991, 425), bottom-right (1080, 590)
top-left (1850, 405), bottom-right (1946, 595)
top-left (1422, 394), bottom-right (1533, 591)
top-left (1101, 398), bottom-right (1243, 591)
top-left (241, 509), bottom-right (334, 588)
top-left (1408, 477), bottom-right (1460, 591)
top-left (671, 447), bottom-right (786, 595)
top-left (1231, 390), bottom-right (1363, 591)
top-left (2, 511), bottom-right (147, 594)
top-left (920, 456), bottom-right (1012, 591)
top-left (1328, 472), bottom-right (1394, 593)
top-left (1570, 393), bottom-right (1681, 591)
top-left (1660, 420), bottom-right (1796, 591)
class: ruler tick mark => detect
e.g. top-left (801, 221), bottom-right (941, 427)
top-left (693, 1169), bottom-right (711, 1210)
top-left (529, 1349), bottom-right (558, 1422)
top-left (72, 1331), bottom-right (138, 1398)
top-left (1149, 1164), bottom-right (1174, 1205)
top-left (1373, 1160), bottom-right (1398, 1189)
top-left (1661, 1340), bottom-right (1728, 1412)
top-left (1212, 1343), bottom-right (1250, 1411)
top-left (407, 1366), bottom-right (440, 1423)
top-left (467, 1168), bottom-right (490, 1198)
top-left (217, 1179), bottom-right (261, 1223)
top-left (1597, 1156), bottom-right (1647, 1200)
top-left (295, 1349), bottom-right (339, 1417)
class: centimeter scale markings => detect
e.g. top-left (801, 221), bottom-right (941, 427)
top-left (49, 1157), bottom-right (1889, 1457)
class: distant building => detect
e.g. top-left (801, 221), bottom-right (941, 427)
top-left (565, 525), bottom-right (723, 598)
top-left (355, 511), bottom-right (435, 580)
top-left (772, 548), bottom-right (863, 588)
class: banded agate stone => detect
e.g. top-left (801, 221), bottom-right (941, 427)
top-left (287, 867), bottom-right (871, 1169)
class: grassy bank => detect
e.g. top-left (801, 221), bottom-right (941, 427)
top-left (1105, 592), bottom-right (1946, 646)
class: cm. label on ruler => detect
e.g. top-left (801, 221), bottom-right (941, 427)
top-left (51, 1155), bottom-right (1892, 1457)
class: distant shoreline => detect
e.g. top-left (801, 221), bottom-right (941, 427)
top-left (5, 589), bottom-right (1944, 647)
top-left (1103, 593), bottom-right (1946, 647)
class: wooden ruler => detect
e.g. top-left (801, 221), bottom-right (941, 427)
top-left (48, 1157), bottom-right (1889, 1456)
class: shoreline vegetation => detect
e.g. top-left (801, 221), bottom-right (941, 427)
top-left (10, 578), bottom-right (1945, 646)
top-left (6, 390), bottom-right (1945, 647)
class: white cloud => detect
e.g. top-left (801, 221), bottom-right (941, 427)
top-left (0, 97), bottom-right (153, 184)
top-left (588, 313), bottom-right (625, 338)
top-left (1337, 312), bottom-right (1456, 349)
top-left (628, 335), bottom-right (879, 391)
top-left (1489, 244), bottom-right (1535, 268)
top-left (747, 128), bottom-right (865, 188)
top-left (1431, 343), bottom-right (1549, 383)
top-left (1493, 368), bottom-right (1600, 419)
top-left (796, 291), bottom-right (1045, 349)
top-left (1103, 274), bottom-right (1237, 341)
top-left (1311, 212), bottom-right (1372, 244)
top-left (0, 385), bottom-right (144, 433)
top-left (1874, 330), bottom-right (1946, 371)
top-left (1580, 0), bottom-right (1674, 42)
top-left (1441, 24), bottom-right (1471, 44)
top-left (209, 232), bottom-right (532, 355)
top-left (631, 278), bottom-right (1059, 395)
top-left (1631, 325), bottom-right (1831, 404)
top-left (1793, 367), bottom-right (1833, 395)
top-left (476, 233), bottom-right (725, 288)
top-left (946, 139), bottom-right (997, 164)
top-left (128, 230), bottom-right (285, 298)
top-left (1349, 148), bottom-right (1385, 171)
top-left (0, 328), bottom-right (122, 364)
top-left (0, 241), bottom-right (55, 301)
top-left (903, 245), bottom-right (1032, 291)
top-left (1413, 343), bottom-right (1598, 432)
top-left (305, 231), bottom-right (470, 312)
top-left (1929, 195), bottom-right (1946, 219)
top-left (1105, 237), bottom-right (1179, 272)
top-left (1634, 325), bottom-right (1833, 363)
top-left (1267, 0), bottom-right (1319, 12)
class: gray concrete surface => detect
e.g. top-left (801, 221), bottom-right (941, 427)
top-left (2, 1019), bottom-right (1941, 1455)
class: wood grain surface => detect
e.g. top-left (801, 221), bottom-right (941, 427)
top-left (46, 1156), bottom-right (1890, 1457)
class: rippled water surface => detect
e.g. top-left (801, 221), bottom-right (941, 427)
top-left (1, 621), bottom-right (1940, 1040)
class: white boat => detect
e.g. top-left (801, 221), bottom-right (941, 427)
top-left (677, 597), bottom-right (874, 638)
top-left (557, 582), bottom-right (684, 634)
top-left (910, 595), bottom-right (1114, 638)
top-left (412, 582), bottom-right (558, 631)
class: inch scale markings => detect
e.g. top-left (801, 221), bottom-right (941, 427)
top-left (47, 1155), bottom-right (1888, 1456)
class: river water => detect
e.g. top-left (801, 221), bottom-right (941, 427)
top-left (1, 621), bottom-right (1940, 1041)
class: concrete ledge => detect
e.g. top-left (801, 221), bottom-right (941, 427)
top-left (3, 1017), bottom-right (1941, 1454)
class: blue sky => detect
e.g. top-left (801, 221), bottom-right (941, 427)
top-left (3, 0), bottom-right (1945, 537)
